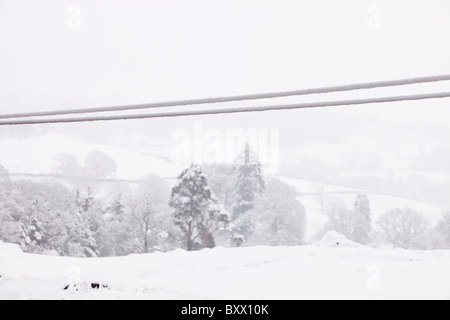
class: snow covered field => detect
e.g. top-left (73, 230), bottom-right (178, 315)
top-left (1, 239), bottom-right (450, 300)
top-left (0, 134), bottom-right (180, 180)
top-left (276, 176), bottom-right (446, 240)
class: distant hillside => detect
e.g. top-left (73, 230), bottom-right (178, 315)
top-left (277, 175), bottom-right (447, 241)
top-left (0, 134), bottom-right (181, 180)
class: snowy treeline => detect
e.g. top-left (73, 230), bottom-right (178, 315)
top-left (1, 144), bottom-right (450, 257)
top-left (53, 151), bottom-right (117, 180)
top-left (320, 194), bottom-right (450, 250)
top-left (168, 145), bottom-right (307, 250)
top-left (0, 146), bottom-right (307, 256)
top-left (0, 164), bottom-right (180, 257)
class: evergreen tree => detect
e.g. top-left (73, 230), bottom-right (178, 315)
top-left (20, 198), bottom-right (47, 253)
top-left (105, 194), bottom-right (125, 221)
top-left (232, 144), bottom-right (265, 220)
top-left (170, 165), bottom-right (228, 251)
top-left (63, 208), bottom-right (100, 257)
top-left (231, 144), bottom-right (265, 246)
top-left (72, 188), bottom-right (100, 257)
top-left (352, 194), bottom-right (372, 244)
top-left (81, 187), bottom-right (96, 212)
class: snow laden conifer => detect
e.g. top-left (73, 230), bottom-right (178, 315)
top-left (72, 188), bottom-right (101, 257)
top-left (231, 143), bottom-right (265, 246)
top-left (352, 194), bottom-right (372, 244)
top-left (232, 144), bottom-right (265, 219)
top-left (20, 199), bottom-right (47, 253)
top-left (170, 165), bottom-right (229, 251)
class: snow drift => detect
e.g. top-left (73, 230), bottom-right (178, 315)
top-left (317, 231), bottom-right (361, 248)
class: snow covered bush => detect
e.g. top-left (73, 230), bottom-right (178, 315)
top-left (0, 178), bottom-right (100, 257)
top-left (377, 207), bottom-right (430, 249)
top-left (317, 230), bottom-right (361, 248)
top-left (235, 178), bottom-right (306, 246)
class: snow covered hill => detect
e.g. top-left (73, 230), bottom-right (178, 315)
top-left (1, 241), bottom-right (449, 300)
top-left (0, 134), bottom-right (181, 180)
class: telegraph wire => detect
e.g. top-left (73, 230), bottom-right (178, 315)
top-left (1, 91), bottom-right (449, 126)
top-left (0, 74), bottom-right (449, 119)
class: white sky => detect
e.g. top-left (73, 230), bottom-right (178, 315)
top-left (0, 0), bottom-right (449, 139)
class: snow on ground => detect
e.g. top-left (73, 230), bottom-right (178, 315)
top-left (276, 175), bottom-right (362, 194)
top-left (338, 169), bottom-right (450, 185)
top-left (1, 241), bottom-right (450, 300)
top-left (285, 135), bottom-right (416, 170)
top-left (317, 231), bottom-right (362, 248)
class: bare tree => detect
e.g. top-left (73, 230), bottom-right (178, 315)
top-left (128, 175), bottom-right (179, 253)
top-left (323, 197), bottom-right (354, 240)
top-left (84, 151), bottom-right (117, 179)
top-left (53, 153), bottom-right (82, 178)
top-left (129, 194), bottom-right (157, 253)
top-left (377, 208), bottom-right (429, 249)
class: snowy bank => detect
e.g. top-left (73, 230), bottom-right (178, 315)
top-left (0, 242), bottom-right (449, 300)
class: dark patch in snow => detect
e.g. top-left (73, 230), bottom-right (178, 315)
top-left (63, 282), bottom-right (109, 291)
top-left (91, 283), bottom-right (100, 289)
top-left (90, 283), bottom-right (109, 289)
